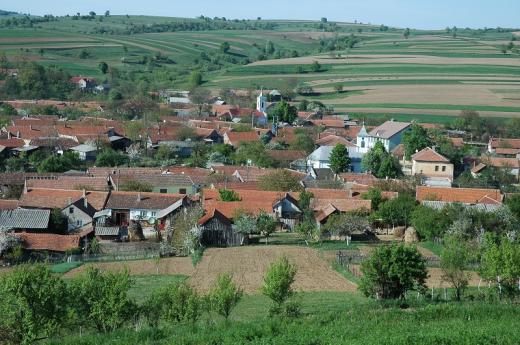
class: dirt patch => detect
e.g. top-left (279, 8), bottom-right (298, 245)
top-left (0, 37), bottom-right (95, 43)
top-left (189, 246), bottom-right (357, 294)
top-left (64, 256), bottom-right (195, 278)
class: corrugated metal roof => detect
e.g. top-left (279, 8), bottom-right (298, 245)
top-left (95, 226), bottom-right (120, 236)
top-left (0, 209), bottom-right (50, 230)
top-left (422, 200), bottom-right (503, 212)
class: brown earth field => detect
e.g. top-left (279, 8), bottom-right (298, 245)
top-left (0, 37), bottom-right (96, 43)
top-left (63, 246), bottom-right (357, 294)
top-left (315, 84), bottom-right (520, 108)
top-left (249, 54), bottom-right (520, 66)
top-left (189, 246), bottom-right (357, 294)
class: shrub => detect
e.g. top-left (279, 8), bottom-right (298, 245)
top-left (359, 243), bottom-right (427, 299)
top-left (0, 265), bottom-right (68, 344)
top-left (209, 273), bottom-right (243, 320)
top-left (262, 256), bottom-right (298, 315)
top-left (69, 267), bottom-right (136, 332)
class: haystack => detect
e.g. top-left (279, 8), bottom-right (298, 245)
top-left (404, 227), bottom-right (419, 243)
top-left (128, 220), bottom-right (145, 241)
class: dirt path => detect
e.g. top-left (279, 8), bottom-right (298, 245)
top-left (189, 246), bottom-right (357, 294)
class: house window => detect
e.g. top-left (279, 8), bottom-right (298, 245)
top-left (361, 139), bottom-right (365, 148)
top-left (151, 211), bottom-right (157, 217)
top-left (179, 188), bottom-right (187, 194)
top-left (69, 207), bottom-right (74, 214)
top-left (442, 166), bottom-right (446, 172)
top-left (140, 211), bottom-right (146, 217)
top-left (160, 189), bottom-right (167, 194)
top-left (435, 166), bottom-right (439, 172)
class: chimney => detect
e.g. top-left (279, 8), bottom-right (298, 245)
top-left (29, 125), bottom-right (32, 130)
top-left (16, 131), bottom-right (20, 138)
top-left (84, 196), bottom-right (88, 209)
top-left (432, 146), bottom-right (436, 152)
top-left (137, 193), bottom-right (142, 202)
top-left (348, 188), bottom-right (353, 198)
top-left (7, 131), bottom-right (10, 139)
top-left (23, 179), bottom-right (28, 194)
top-left (67, 197), bottom-right (72, 205)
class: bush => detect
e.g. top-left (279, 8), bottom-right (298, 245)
top-left (209, 273), bottom-right (243, 320)
top-left (359, 243), bottom-right (427, 299)
top-left (69, 267), bottom-right (136, 332)
top-left (158, 281), bottom-right (202, 323)
top-left (0, 265), bottom-right (68, 344)
top-left (262, 256), bottom-right (299, 315)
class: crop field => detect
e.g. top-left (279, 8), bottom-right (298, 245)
top-left (1, 16), bottom-right (519, 123)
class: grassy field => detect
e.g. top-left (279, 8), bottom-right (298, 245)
top-left (47, 295), bottom-right (520, 344)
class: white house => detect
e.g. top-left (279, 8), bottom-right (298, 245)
top-left (307, 145), bottom-right (365, 173)
top-left (357, 121), bottom-right (411, 153)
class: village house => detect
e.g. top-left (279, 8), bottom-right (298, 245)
top-left (357, 121), bottom-right (411, 154)
top-left (411, 147), bottom-right (454, 187)
top-left (102, 191), bottom-right (188, 239)
top-left (18, 187), bottom-right (109, 232)
top-left (70, 77), bottom-right (96, 90)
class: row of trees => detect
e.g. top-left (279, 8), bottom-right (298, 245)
top-left (0, 256), bottom-right (298, 344)
top-left (360, 235), bottom-right (520, 302)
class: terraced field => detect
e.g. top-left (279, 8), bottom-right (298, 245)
top-left (1, 16), bottom-right (519, 123)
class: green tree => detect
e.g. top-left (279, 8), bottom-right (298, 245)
top-left (37, 151), bottom-right (81, 173)
top-left (99, 61), bottom-right (108, 74)
top-left (95, 148), bottom-right (128, 167)
top-left (188, 71), bottom-right (203, 89)
top-left (362, 187), bottom-right (385, 210)
top-left (209, 273), bottom-right (243, 320)
top-left (220, 41), bottom-right (231, 53)
top-left (70, 267), bottom-right (135, 332)
top-left (270, 100), bottom-right (297, 123)
top-left (480, 236), bottom-right (520, 299)
top-left (411, 205), bottom-right (450, 240)
top-left (295, 220), bottom-right (319, 246)
top-left (257, 211), bottom-right (277, 244)
top-left (218, 189), bottom-right (241, 201)
top-left (189, 87), bottom-right (211, 116)
top-left (376, 195), bottom-right (416, 229)
top-left (156, 281), bottom-right (202, 323)
top-left (321, 213), bottom-right (369, 237)
top-left (359, 243), bottom-right (427, 299)
top-left (0, 265), bottom-right (68, 344)
top-left (440, 236), bottom-right (474, 301)
top-left (290, 132), bottom-right (315, 153)
top-left (402, 124), bottom-right (432, 160)
top-left (50, 208), bottom-right (68, 233)
top-left (404, 28), bottom-right (410, 39)
top-left (505, 194), bottom-right (520, 219)
top-left (258, 169), bottom-right (303, 191)
top-left (311, 60), bottom-right (321, 72)
top-left (262, 256), bottom-right (297, 315)
top-left (329, 143), bottom-right (351, 174)
top-left (378, 154), bottom-right (402, 178)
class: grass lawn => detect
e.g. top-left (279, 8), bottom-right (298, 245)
top-left (128, 274), bottom-right (189, 302)
top-left (50, 261), bottom-right (83, 274)
top-left (419, 241), bottom-right (445, 256)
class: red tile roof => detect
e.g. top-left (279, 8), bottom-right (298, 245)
top-left (450, 137), bottom-right (464, 148)
top-left (485, 157), bottom-right (520, 169)
top-left (315, 135), bottom-right (354, 147)
top-left (224, 131), bottom-right (259, 146)
top-left (105, 191), bottom-right (185, 210)
top-left (416, 186), bottom-right (503, 204)
top-left (494, 148), bottom-right (520, 155)
top-left (312, 198), bottom-right (371, 213)
top-left (0, 199), bottom-right (19, 210)
top-left (0, 138), bottom-right (25, 148)
top-left (19, 188), bottom-right (108, 210)
top-left (198, 208), bottom-right (232, 226)
top-left (6, 125), bottom-right (58, 140)
top-left (27, 176), bottom-right (109, 191)
top-left (16, 229), bottom-right (92, 252)
top-left (490, 138), bottom-right (520, 150)
top-left (412, 147), bottom-right (450, 163)
top-left (338, 173), bottom-right (378, 186)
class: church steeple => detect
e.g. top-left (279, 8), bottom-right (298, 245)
top-left (256, 90), bottom-right (266, 113)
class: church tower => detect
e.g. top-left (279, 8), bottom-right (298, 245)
top-left (256, 91), bottom-right (266, 113)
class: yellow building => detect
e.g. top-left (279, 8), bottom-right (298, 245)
top-left (411, 147), bottom-right (453, 186)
